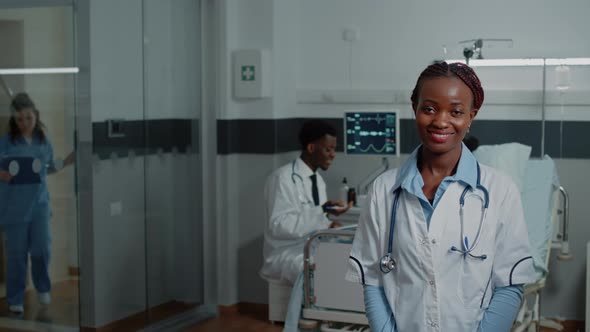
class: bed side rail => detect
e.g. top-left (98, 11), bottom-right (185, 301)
top-left (555, 186), bottom-right (572, 260)
top-left (303, 228), bottom-right (356, 309)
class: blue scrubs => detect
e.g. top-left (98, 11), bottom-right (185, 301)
top-left (0, 134), bottom-right (54, 306)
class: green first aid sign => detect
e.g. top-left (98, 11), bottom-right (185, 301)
top-left (241, 65), bottom-right (255, 81)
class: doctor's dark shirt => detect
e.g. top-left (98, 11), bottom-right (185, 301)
top-left (393, 142), bottom-right (478, 228)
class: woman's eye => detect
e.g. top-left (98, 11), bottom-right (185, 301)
top-left (452, 109), bottom-right (464, 116)
top-left (423, 106), bottom-right (435, 113)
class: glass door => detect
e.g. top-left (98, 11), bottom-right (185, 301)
top-left (75, 1), bottom-right (204, 330)
top-left (142, 0), bottom-right (204, 323)
top-left (0, 1), bottom-right (79, 331)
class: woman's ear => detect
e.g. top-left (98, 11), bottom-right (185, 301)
top-left (470, 108), bottom-right (479, 121)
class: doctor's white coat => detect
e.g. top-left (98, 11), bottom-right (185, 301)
top-left (346, 164), bottom-right (536, 332)
top-left (260, 158), bottom-right (332, 284)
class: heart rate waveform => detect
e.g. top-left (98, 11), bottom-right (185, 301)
top-left (345, 112), bottom-right (398, 155)
top-left (345, 113), bottom-right (391, 125)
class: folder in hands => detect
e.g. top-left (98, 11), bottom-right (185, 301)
top-left (0, 156), bottom-right (42, 185)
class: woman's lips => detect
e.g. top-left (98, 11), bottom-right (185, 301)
top-left (428, 131), bottom-right (453, 143)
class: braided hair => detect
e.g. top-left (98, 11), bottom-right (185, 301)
top-left (410, 62), bottom-right (484, 111)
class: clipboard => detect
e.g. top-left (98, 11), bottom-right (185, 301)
top-left (0, 156), bottom-right (42, 185)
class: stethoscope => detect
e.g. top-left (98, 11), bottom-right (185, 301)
top-left (291, 160), bottom-right (313, 204)
top-left (380, 163), bottom-right (490, 274)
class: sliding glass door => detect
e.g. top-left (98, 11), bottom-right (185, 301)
top-left (0, 1), bottom-right (205, 330)
top-left (142, 0), bottom-right (204, 323)
top-left (75, 0), bottom-right (205, 330)
top-left (0, 1), bottom-right (80, 331)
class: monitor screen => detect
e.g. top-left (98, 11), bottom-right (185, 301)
top-left (345, 112), bottom-right (399, 155)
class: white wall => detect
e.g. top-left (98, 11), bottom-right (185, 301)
top-left (91, 152), bottom-right (201, 326)
top-left (91, 157), bottom-right (147, 325)
top-left (89, 0), bottom-right (143, 123)
top-left (298, 0), bottom-right (590, 90)
top-left (143, 0), bottom-right (201, 120)
top-left (217, 0), bottom-right (590, 320)
top-left (220, 0), bottom-right (274, 120)
top-left (88, 2), bottom-right (145, 325)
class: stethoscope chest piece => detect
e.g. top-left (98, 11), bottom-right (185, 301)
top-left (380, 254), bottom-right (396, 273)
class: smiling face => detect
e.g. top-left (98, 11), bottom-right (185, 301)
top-left (412, 76), bottom-right (478, 155)
top-left (308, 134), bottom-right (337, 171)
top-left (14, 108), bottom-right (37, 137)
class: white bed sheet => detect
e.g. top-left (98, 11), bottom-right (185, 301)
top-left (520, 156), bottom-right (560, 279)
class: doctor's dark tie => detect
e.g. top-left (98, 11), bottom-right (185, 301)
top-left (310, 174), bottom-right (320, 206)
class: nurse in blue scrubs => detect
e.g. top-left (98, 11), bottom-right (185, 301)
top-left (0, 93), bottom-right (74, 314)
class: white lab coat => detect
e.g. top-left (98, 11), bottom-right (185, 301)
top-left (260, 158), bottom-right (332, 284)
top-left (346, 164), bottom-right (536, 332)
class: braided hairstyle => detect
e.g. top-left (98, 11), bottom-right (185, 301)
top-left (411, 61), bottom-right (484, 111)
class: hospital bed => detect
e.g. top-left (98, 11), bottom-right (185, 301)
top-left (513, 157), bottom-right (569, 332)
top-left (292, 156), bottom-right (570, 332)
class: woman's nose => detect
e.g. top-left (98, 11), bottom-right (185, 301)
top-left (432, 111), bottom-right (449, 128)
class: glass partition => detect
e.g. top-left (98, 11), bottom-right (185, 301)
top-left (143, 0), bottom-right (203, 322)
top-left (0, 1), bottom-right (205, 331)
top-left (0, 2), bottom-right (79, 331)
top-left (75, 0), bottom-right (205, 330)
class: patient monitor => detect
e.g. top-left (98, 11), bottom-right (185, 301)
top-left (345, 111), bottom-right (400, 156)
top-left (345, 111), bottom-right (399, 198)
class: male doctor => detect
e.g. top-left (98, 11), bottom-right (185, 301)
top-left (260, 120), bottom-right (351, 284)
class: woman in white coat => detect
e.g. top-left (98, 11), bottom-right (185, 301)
top-left (346, 62), bottom-right (535, 332)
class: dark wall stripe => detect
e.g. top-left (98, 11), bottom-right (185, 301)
top-left (545, 121), bottom-right (590, 159)
top-left (217, 118), bottom-right (344, 154)
top-left (90, 118), bottom-right (590, 159)
top-left (399, 119), bottom-right (420, 154)
top-left (93, 119), bottom-right (196, 159)
top-left (470, 120), bottom-right (543, 157)
top-left (217, 118), bottom-right (590, 159)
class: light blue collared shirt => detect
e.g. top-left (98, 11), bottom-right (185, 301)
top-left (392, 142), bottom-right (478, 228)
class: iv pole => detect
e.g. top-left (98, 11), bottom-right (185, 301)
top-left (540, 58), bottom-right (546, 157)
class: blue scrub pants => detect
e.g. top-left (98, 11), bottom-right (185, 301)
top-left (2, 203), bottom-right (51, 306)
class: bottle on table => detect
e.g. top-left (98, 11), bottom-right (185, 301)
top-left (339, 177), bottom-right (349, 204)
